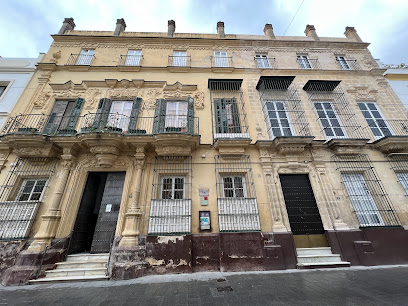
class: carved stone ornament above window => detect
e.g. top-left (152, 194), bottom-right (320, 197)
top-left (347, 85), bottom-right (378, 100)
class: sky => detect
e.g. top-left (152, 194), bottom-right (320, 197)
top-left (0, 0), bottom-right (407, 65)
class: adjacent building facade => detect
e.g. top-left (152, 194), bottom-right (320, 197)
top-left (1, 18), bottom-right (408, 285)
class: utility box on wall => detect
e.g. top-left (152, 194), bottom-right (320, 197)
top-left (199, 211), bottom-right (211, 230)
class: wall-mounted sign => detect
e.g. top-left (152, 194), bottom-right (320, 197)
top-left (199, 189), bottom-right (209, 196)
top-left (199, 211), bottom-right (211, 230)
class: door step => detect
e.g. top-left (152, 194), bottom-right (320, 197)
top-left (29, 253), bottom-right (110, 284)
top-left (296, 247), bottom-right (350, 269)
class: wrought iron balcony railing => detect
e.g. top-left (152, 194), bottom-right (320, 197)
top-left (211, 56), bottom-right (233, 68)
top-left (254, 57), bottom-right (276, 69)
top-left (336, 59), bottom-right (361, 70)
top-left (364, 119), bottom-right (408, 140)
top-left (297, 58), bottom-right (321, 69)
top-left (168, 56), bottom-right (191, 67)
top-left (118, 54), bottom-right (143, 66)
top-left (66, 54), bottom-right (96, 66)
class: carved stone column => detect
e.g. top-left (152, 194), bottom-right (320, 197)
top-left (27, 153), bottom-right (76, 252)
top-left (265, 170), bottom-right (288, 232)
top-left (119, 148), bottom-right (145, 248)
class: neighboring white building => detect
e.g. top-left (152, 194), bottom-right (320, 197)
top-left (0, 54), bottom-right (45, 128)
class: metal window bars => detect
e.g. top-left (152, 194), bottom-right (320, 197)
top-left (257, 77), bottom-right (311, 139)
top-left (214, 155), bottom-right (261, 232)
top-left (148, 156), bottom-right (192, 235)
top-left (254, 57), bottom-right (277, 69)
top-left (297, 57), bottom-right (321, 69)
top-left (304, 81), bottom-right (368, 140)
top-left (388, 154), bottom-right (408, 195)
top-left (66, 54), bottom-right (96, 66)
top-left (336, 58), bottom-right (361, 70)
top-left (363, 119), bottom-right (408, 141)
top-left (118, 54), bottom-right (143, 66)
top-left (0, 157), bottom-right (57, 240)
top-left (333, 154), bottom-right (400, 227)
top-left (209, 79), bottom-right (249, 141)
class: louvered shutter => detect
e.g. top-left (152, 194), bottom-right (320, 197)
top-left (43, 100), bottom-right (69, 135)
top-left (127, 97), bottom-right (142, 133)
top-left (93, 98), bottom-right (112, 129)
top-left (65, 97), bottom-right (84, 130)
top-left (153, 99), bottom-right (166, 134)
top-left (187, 96), bottom-right (194, 134)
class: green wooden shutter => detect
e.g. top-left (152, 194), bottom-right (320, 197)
top-left (65, 97), bottom-right (85, 130)
top-left (153, 99), bottom-right (166, 134)
top-left (93, 98), bottom-right (112, 129)
top-left (43, 100), bottom-right (69, 135)
top-left (230, 98), bottom-right (241, 133)
top-left (187, 96), bottom-right (195, 134)
top-left (127, 97), bottom-right (142, 133)
top-left (43, 113), bottom-right (57, 135)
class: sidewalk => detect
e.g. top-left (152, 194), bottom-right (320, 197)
top-left (1, 265), bottom-right (408, 305)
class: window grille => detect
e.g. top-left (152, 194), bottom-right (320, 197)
top-left (389, 155), bottom-right (408, 195)
top-left (333, 154), bottom-right (400, 227)
top-left (214, 155), bottom-right (261, 232)
top-left (0, 157), bottom-right (57, 240)
top-left (304, 80), bottom-right (368, 140)
top-left (148, 156), bottom-right (192, 235)
top-left (209, 79), bottom-right (249, 141)
top-left (257, 76), bottom-right (311, 139)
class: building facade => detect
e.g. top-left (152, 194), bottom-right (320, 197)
top-left (1, 18), bottom-right (408, 285)
top-left (380, 62), bottom-right (408, 112)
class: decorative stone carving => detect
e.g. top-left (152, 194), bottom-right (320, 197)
top-left (145, 89), bottom-right (161, 109)
top-left (347, 86), bottom-right (378, 100)
top-left (107, 88), bottom-right (141, 100)
top-left (89, 145), bottom-right (120, 167)
top-left (84, 88), bottom-right (102, 110)
top-left (34, 90), bottom-right (52, 108)
top-left (194, 92), bottom-right (204, 109)
top-left (13, 145), bottom-right (59, 158)
top-left (50, 50), bottom-right (61, 64)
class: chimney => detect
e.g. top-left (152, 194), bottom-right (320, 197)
top-left (114, 18), bottom-right (126, 36)
top-left (264, 24), bottom-right (275, 39)
top-left (58, 18), bottom-right (75, 35)
top-left (344, 26), bottom-right (363, 42)
top-left (304, 24), bottom-right (319, 41)
top-left (168, 20), bottom-right (175, 37)
top-left (217, 22), bottom-right (225, 38)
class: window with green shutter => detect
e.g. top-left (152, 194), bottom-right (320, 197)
top-left (153, 98), bottom-right (194, 134)
top-left (43, 98), bottom-right (84, 135)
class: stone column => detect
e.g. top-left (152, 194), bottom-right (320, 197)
top-left (265, 170), bottom-right (287, 232)
top-left (27, 153), bottom-right (76, 252)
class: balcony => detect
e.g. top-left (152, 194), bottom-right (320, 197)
top-left (167, 56), bottom-right (191, 72)
top-left (117, 54), bottom-right (143, 71)
top-left (297, 58), bottom-right (321, 69)
top-left (336, 59), bottom-right (361, 70)
top-left (364, 119), bottom-right (408, 153)
top-left (211, 56), bottom-right (234, 72)
top-left (66, 54), bottom-right (95, 71)
top-left (255, 57), bottom-right (277, 69)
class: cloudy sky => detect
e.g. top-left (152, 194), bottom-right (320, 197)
top-left (1, 0), bottom-right (407, 64)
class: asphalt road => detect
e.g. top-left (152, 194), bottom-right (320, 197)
top-left (1, 265), bottom-right (408, 305)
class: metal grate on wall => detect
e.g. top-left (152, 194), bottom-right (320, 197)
top-left (0, 157), bottom-right (57, 240)
top-left (304, 80), bottom-right (368, 140)
top-left (209, 79), bottom-right (250, 141)
top-left (256, 76), bottom-right (311, 139)
top-left (148, 156), bottom-right (192, 235)
top-left (214, 155), bottom-right (261, 232)
top-left (333, 154), bottom-right (400, 227)
top-left (388, 154), bottom-right (408, 196)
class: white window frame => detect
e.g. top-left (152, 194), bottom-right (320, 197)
top-left (255, 54), bottom-right (270, 68)
top-left (108, 100), bottom-right (133, 132)
top-left (214, 51), bottom-right (229, 67)
top-left (173, 51), bottom-right (187, 67)
top-left (76, 49), bottom-right (95, 65)
top-left (161, 176), bottom-right (186, 200)
top-left (264, 101), bottom-right (293, 138)
top-left (358, 102), bottom-right (393, 139)
top-left (297, 55), bottom-right (312, 69)
top-left (336, 56), bottom-right (351, 70)
top-left (125, 50), bottom-right (142, 66)
top-left (396, 172), bottom-right (408, 195)
top-left (342, 173), bottom-right (384, 227)
top-left (222, 175), bottom-right (247, 198)
top-left (314, 102), bottom-right (347, 139)
top-left (165, 101), bottom-right (188, 130)
top-left (15, 179), bottom-right (47, 202)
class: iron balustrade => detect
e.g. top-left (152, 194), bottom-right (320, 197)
top-left (66, 53), bottom-right (96, 66)
top-left (363, 119), bottom-right (408, 140)
top-left (211, 56), bottom-right (233, 68)
top-left (168, 56), bottom-right (191, 67)
top-left (2, 114), bottom-right (50, 135)
top-left (336, 59), bottom-right (361, 70)
top-left (297, 58), bottom-right (321, 69)
top-left (254, 57), bottom-right (276, 69)
top-left (118, 54), bottom-right (143, 66)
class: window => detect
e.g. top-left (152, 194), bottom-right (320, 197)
top-left (161, 177), bottom-right (185, 199)
top-left (172, 51), bottom-right (187, 67)
top-left (214, 51), bottom-right (229, 67)
top-left (16, 179), bottom-right (47, 201)
top-left (314, 102), bottom-right (346, 139)
top-left (255, 54), bottom-right (270, 68)
top-left (109, 100), bottom-right (133, 131)
top-left (265, 101), bottom-right (292, 137)
top-left (0, 86), bottom-right (6, 97)
top-left (396, 172), bottom-right (408, 195)
top-left (342, 173), bottom-right (384, 226)
top-left (76, 49), bottom-right (95, 65)
top-left (336, 56), bottom-right (350, 70)
top-left (125, 50), bottom-right (142, 66)
top-left (153, 98), bottom-right (194, 134)
top-left (358, 102), bottom-right (392, 139)
top-left (214, 98), bottom-right (241, 134)
top-left (165, 101), bottom-right (188, 131)
top-left (222, 176), bottom-right (246, 198)
top-left (297, 55), bottom-right (311, 69)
